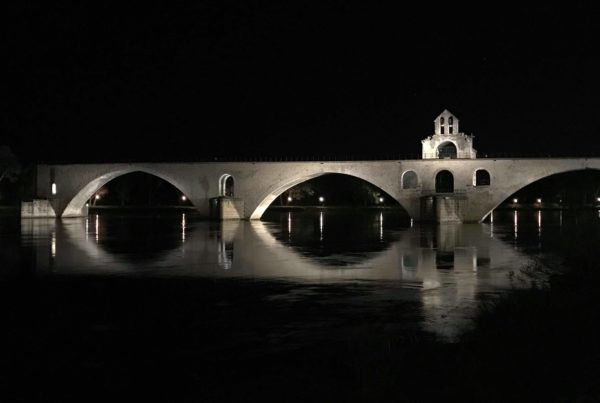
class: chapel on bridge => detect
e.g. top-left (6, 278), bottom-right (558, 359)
top-left (421, 109), bottom-right (477, 159)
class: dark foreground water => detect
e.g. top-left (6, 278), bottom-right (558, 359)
top-left (0, 208), bottom-right (597, 401)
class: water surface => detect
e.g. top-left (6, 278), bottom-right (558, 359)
top-left (3, 207), bottom-right (596, 401)
top-left (1, 208), bottom-right (559, 341)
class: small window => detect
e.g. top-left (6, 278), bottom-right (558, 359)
top-left (449, 117), bottom-right (453, 125)
top-left (440, 117), bottom-right (445, 124)
top-left (440, 126), bottom-right (445, 134)
top-left (449, 126), bottom-right (454, 134)
top-left (402, 171), bottom-right (418, 189)
top-left (474, 169), bottom-right (491, 186)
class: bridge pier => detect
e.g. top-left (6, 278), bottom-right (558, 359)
top-left (209, 197), bottom-right (245, 220)
top-left (21, 199), bottom-right (91, 218)
top-left (21, 199), bottom-right (58, 218)
top-left (420, 195), bottom-right (467, 224)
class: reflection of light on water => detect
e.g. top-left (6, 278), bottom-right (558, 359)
top-left (181, 213), bottom-right (186, 242)
top-left (288, 212), bottom-right (292, 241)
top-left (513, 210), bottom-right (518, 240)
top-left (51, 231), bottom-right (56, 258)
top-left (537, 210), bottom-right (542, 249)
top-left (490, 210), bottom-right (493, 224)
top-left (20, 211), bottom-right (531, 344)
top-left (410, 218), bottom-right (414, 228)
top-left (379, 212), bottom-right (383, 241)
top-left (217, 235), bottom-right (234, 271)
top-left (560, 210), bottom-right (563, 227)
top-left (85, 217), bottom-right (89, 241)
top-left (422, 279), bottom-right (441, 290)
top-left (95, 214), bottom-right (99, 243)
top-left (319, 211), bottom-right (324, 241)
top-left (218, 242), bottom-right (231, 270)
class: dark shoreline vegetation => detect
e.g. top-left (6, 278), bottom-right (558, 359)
top-left (2, 210), bottom-right (600, 402)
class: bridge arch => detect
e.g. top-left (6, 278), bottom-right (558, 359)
top-left (479, 167), bottom-right (600, 222)
top-left (248, 172), bottom-right (410, 220)
top-left (62, 167), bottom-right (193, 217)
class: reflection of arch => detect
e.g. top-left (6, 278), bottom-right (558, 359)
top-left (402, 253), bottom-right (418, 270)
top-left (249, 172), bottom-right (408, 220)
top-left (402, 170), bottom-right (418, 189)
top-left (62, 169), bottom-right (192, 217)
top-left (437, 142), bottom-right (457, 159)
top-left (219, 174), bottom-right (235, 197)
top-left (435, 251), bottom-right (454, 270)
top-left (435, 170), bottom-right (454, 193)
top-left (474, 169), bottom-right (491, 186)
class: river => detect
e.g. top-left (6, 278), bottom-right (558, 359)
top-left (1, 208), bottom-right (596, 401)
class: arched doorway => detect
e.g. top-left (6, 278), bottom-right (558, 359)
top-left (219, 174), bottom-right (235, 197)
top-left (437, 142), bottom-right (457, 159)
top-left (435, 170), bottom-right (454, 193)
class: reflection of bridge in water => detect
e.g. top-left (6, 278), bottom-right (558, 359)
top-left (21, 214), bottom-right (532, 341)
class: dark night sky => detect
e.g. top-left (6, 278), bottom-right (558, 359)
top-left (5, 2), bottom-right (600, 163)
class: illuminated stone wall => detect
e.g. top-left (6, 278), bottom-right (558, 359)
top-left (31, 158), bottom-right (600, 222)
top-left (422, 110), bottom-right (477, 159)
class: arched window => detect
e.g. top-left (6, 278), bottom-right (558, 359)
top-left (440, 117), bottom-right (445, 124)
top-left (437, 142), bottom-right (457, 159)
top-left (449, 117), bottom-right (453, 125)
top-left (402, 170), bottom-right (418, 189)
top-left (435, 170), bottom-right (454, 193)
top-left (219, 174), bottom-right (235, 197)
top-left (474, 169), bottom-right (491, 186)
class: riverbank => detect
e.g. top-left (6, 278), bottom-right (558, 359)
top-left (89, 205), bottom-right (196, 210)
top-left (268, 205), bottom-right (404, 209)
top-left (496, 203), bottom-right (600, 210)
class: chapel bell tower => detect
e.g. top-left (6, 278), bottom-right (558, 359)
top-left (422, 109), bottom-right (476, 159)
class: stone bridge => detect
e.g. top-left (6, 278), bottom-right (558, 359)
top-left (25, 157), bottom-right (600, 222)
top-left (23, 111), bottom-right (600, 222)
